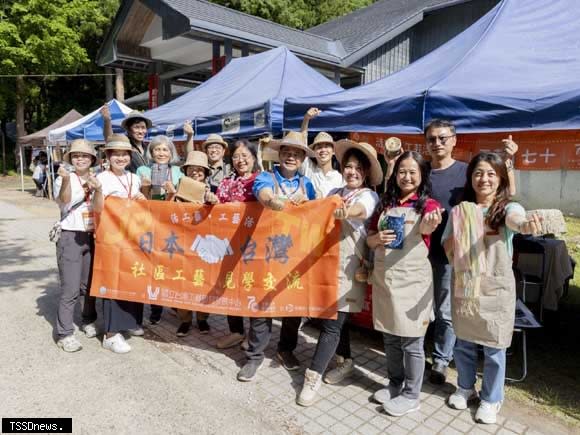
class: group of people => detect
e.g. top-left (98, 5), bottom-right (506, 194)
top-left (52, 106), bottom-right (543, 425)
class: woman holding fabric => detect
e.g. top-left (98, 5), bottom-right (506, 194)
top-left (213, 139), bottom-right (261, 349)
top-left (366, 151), bottom-right (442, 417)
top-left (173, 150), bottom-right (218, 337)
top-left (442, 152), bottom-right (541, 424)
top-left (54, 139), bottom-right (99, 352)
top-left (297, 139), bottom-right (381, 406)
top-left (92, 134), bottom-right (147, 353)
top-left (136, 134), bottom-right (184, 324)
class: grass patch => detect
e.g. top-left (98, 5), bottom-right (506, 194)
top-left (504, 216), bottom-right (580, 426)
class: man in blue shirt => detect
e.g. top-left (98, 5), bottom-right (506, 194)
top-left (237, 131), bottom-right (316, 382)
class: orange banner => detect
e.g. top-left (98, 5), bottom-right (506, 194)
top-left (90, 197), bottom-right (341, 318)
top-left (350, 130), bottom-right (580, 170)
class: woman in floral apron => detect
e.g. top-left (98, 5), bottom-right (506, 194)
top-left (442, 152), bottom-right (542, 424)
top-left (297, 139), bottom-right (381, 407)
top-left (367, 151), bottom-right (442, 417)
top-left (214, 139), bottom-right (261, 350)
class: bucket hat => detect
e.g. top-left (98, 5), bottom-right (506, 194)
top-left (310, 132), bottom-right (334, 149)
top-left (121, 111), bottom-right (152, 130)
top-left (202, 134), bottom-right (228, 150)
top-left (63, 139), bottom-right (97, 164)
top-left (267, 131), bottom-right (315, 158)
top-left (103, 134), bottom-right (134, 153)
top-left (181, 151), bottom-right (210, 174)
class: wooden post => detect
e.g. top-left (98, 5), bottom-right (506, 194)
top-left (115, 68), bottom-right (125, 102)
top-left (105, 67), bottom-right (114, 101)
top-left (224, 39), bottom-right (233, 64)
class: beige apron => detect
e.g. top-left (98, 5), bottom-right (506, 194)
top-left (336, 189), bottom-right (371, 313)
top-left (270, 172), bottom-right (306, 201)
top-left (371, 207), bottom-right (433, 337)
top-left (452, 227), bottom-right (516, 349)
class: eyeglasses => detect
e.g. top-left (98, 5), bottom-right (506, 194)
top-left (426, 135), bottom-right (456, 145)
top-left (232, 153), bottom-right (252, 161)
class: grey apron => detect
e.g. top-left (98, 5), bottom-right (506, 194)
top-left (451, 227), bottom-right (516, 349)
top-left (371, 207), bottom-right (433, 337)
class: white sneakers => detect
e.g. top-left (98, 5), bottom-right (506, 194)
top-left (475, 400), bottom-right (502, 424)
top-left (81, 322), bottom-right (98, 338)
top-left (57, 335), bottom-right (82, 352)
top-left (323, 356), bottom-right (354, 384)
top-left (448, 387), bottom-right (479, 410)
top-left (102, 333), bottom-right (131, 353)
top-left (448, 388), bottom-right (501, 424)
top-left (297, 368), bottom-right (323, 407)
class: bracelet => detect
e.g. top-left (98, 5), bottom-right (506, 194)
top-left (505, 159), bottom-right (514, 170)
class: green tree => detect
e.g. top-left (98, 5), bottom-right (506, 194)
top-left (0, 0), bottom-right (120, 166)
top-left (211, 0), bottom-right (375, 29)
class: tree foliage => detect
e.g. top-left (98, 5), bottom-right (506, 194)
top-left (210, 0), bottom-right (374, 30)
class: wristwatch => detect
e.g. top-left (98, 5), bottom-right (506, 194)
top-left (505, 158), bottom-right (514, 170)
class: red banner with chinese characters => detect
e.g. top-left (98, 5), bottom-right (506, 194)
top-left (350, 130), bottom-right (580, 170)
top-left (90, 197), bottom-right (341, 318)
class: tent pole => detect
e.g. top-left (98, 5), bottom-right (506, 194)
top-left (19, 144), bottom-right (25, 192)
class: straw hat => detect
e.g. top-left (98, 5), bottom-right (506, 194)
top-left (310, 132), bottom-right (334, 149)
top-left (175, 177), bottom-right (207, 203)
top-left (267, 131), bottom-right (315, 158)
top-left (335, 139), bottom-right (384, 186)
top-left (181, 151), bottom-right (210, 174)
top-left (202, 133), bottom-right (228, 150)
top-left (103, 134), bottom-right (134, 153)
top-left (63, 139), bottom-right (97, 164)
top-left (121, 110), bottom-right (152, 130)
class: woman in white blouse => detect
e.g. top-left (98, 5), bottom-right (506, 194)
top-left (54, 139), bottom-right (100, 352)
top-left (92, 134), bottom-right (146, 353)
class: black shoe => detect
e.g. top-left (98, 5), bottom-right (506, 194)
top-left (176, 322), bottom-right (192, 337)
top-left (237, 360), bottom-right (263, 382)
top-left (197, 319), bottom-right (210, 334)
top-left (276, 351), bottom-right (301, 371)
top-left (430, 362), bottom-right (447, 385)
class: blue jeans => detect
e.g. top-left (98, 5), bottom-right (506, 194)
top-left (454, 339), bottom-right (506, 403)
top-left (432, 262), bottom-right (456, 366)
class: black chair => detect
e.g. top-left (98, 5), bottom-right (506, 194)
top-left (513, 235), bottom-right (546, 320)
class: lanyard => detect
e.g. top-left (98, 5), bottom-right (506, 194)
top-left (111, 170), bottom-right (133, 199)
top-left (73, 173), bottom-right (92, 206)
top-left (341, 187), bottom-right (366, 206)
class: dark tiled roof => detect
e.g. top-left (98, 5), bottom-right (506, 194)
top-left (309, 0), bottom-right (471, 56)
top-left (162, 0), bottom-right (345, 62)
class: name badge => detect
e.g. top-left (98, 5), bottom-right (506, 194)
top-left (82, 211), bottom-right (94, 231)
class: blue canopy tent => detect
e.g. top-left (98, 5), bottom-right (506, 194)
top-left (284, 0), bottom-right (580, 134)
top-left (140, 47), bottom-right (342, 139)
top-left (62, 99), bottom-right (133, 141)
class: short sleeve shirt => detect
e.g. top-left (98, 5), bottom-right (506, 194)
top-left (97, 170), bottom-right (142, 199)
top-left (328, 187), bottom-right (379, 235)
top-left (54, 174), bottom-right (94, 232)
top-left (253, 166), bottom-right (317, 200)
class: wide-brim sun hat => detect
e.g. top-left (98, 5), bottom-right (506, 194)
top-left (121, 110), bottom-right (152, 130)
top-left (267, 131), bottom-right (315, 158)
top-left (182, 151), bottom-right (210, 174)
top-left (335, 139), bottom-right (384, 186)
top-left (103, 134), bottom-right (134, 153)
top-left (63, 139), bottom-right (97, 164)
top-left (310, 131), bottom-right (334, 149)
top-left (202, 133), bottom-right (228, 150)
